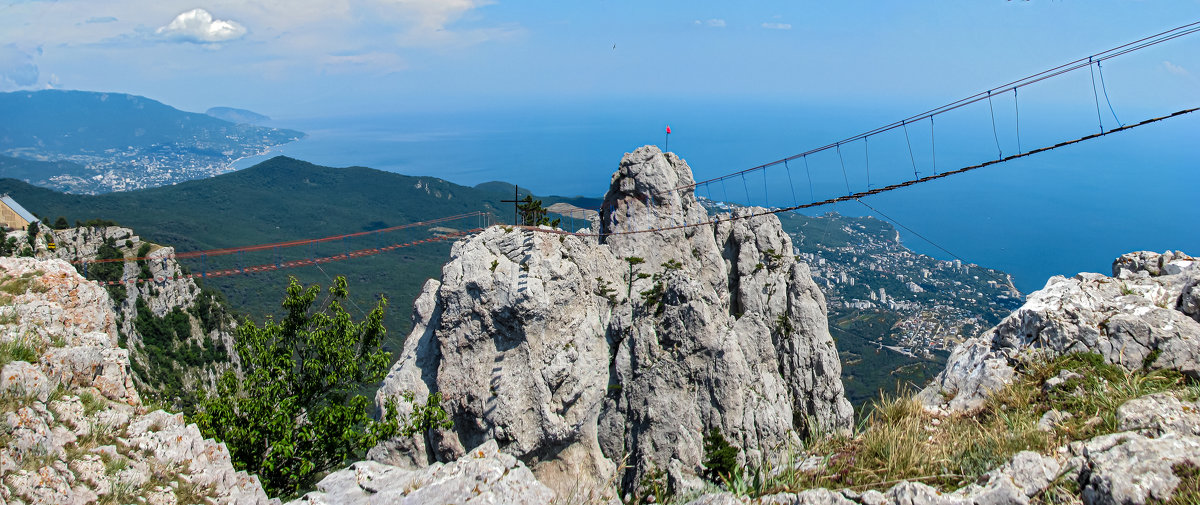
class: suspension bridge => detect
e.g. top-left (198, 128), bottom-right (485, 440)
top-left (68, 21), bottom-right (1200, 286)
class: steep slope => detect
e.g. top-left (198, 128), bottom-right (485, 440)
top-left (675, 250), bottom-right (1200, 505)
top-left (921, 250), bottom-right (1199, 413)
top-left (51, 226), bottom-right (238, 406)
top-left (0, 256), bottom-right (272, 504)
top-left (371, 146), bottom-right (852, 496)
top-left (0, 157), bottom-right (597, 354)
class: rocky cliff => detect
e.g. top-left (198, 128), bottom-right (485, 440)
top-left (919, 250), bottom-right (1199, 413)
top-left (679, 252), bottom-right (1200, 505)
top-left (371, 146), bottom-right (852, 496)
top-left (49, 226), bottom-right (237, 405)
top-left (0, 256), bottom-right (272, 504)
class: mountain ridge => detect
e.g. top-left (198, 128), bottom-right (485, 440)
top-left (0, 90), bottom-right (304, 193)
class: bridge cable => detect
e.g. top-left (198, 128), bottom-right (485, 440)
top-left (676, 21), bottom-right (1200, 194)
top-left (988, 90), bottom-right (1003, 159)
top-left (930, 115), bottom-right (937, 175)
top-left (1014, 88), bottom-right (1022, 154)
top-left (1097, 60), bottom-right (1123, 127)
top-left (903, 120), bottom-right (920, 178)
top-left (762, 166), bottom-right (770, 208)
top-left (854, 198), bottom-right (968, 267)
top-left (740, 173), bottom-right (752, 206)
top-left (865, 136), bottom-right (872, 188)
top-left (783, 160), bottom-right (799, 207)
top-left (1089, 58), bottom-right (1105, 132)
top-left (836, 143), bottom-right (851, 195)
top-left (802, 155), bottom-right (816, 203)
top-left (853, 198), bottom-right (1012, 288)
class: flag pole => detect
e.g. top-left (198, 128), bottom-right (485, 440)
top-left (664, 125), bottom-right (671, 153)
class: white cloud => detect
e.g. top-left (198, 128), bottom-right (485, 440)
top-left (0, 44), bottom-right (39, 89)
top-left (761, 22), bottom-right (791, 30)
top-left (694, 18), bottom-right (725, 28)
top-left (321, 52), bottom-right (407, 73)
top-left (0, 0), bottom-right (514, 82)
top-left (156, 8), bottom-right (247, 43)
top-left (1164, 60), bottom-right (1190, 77)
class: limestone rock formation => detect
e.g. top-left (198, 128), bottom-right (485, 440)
top-left (50, 226), bottom-right (239, 400)
top-left (288, 440), bottom-right (554, 505)
top-left (0, 256), bottom-right (273, 504)
top-left (919, 250), bottom-right (1200, 413)
top-left (373, 145), bottom-right (852, 495)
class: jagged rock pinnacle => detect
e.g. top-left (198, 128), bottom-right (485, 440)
top-left (372, 146), bottom-right (852, 496)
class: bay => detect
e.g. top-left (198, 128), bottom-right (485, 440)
top-left (234, 98), bottom-right (1200, 294)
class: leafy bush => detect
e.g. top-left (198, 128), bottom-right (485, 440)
top-left (192, 276), bottom-right (401, 498)
top-left (0, 236), bottom-right (17, 256)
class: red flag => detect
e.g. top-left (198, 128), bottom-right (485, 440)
top-left (666, 126), bottom-right (671, 134)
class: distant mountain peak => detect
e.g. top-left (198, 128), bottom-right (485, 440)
top-left (206, 106), bottom-right (270, 125)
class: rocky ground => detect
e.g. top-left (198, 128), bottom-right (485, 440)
top-left (0, 256), bottom-right (552, 505)
top-left (676, 250), bottom-right (1200, 505)
top-left (0, 256), bottom-right (271, 504)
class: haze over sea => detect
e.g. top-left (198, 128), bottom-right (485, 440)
top-left (234, 95), bottom-right (1200, 296)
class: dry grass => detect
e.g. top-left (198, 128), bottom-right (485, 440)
top-left (747, 353), bottom-right (1191, 499)
top-left (0, 272), bottom-right (48, 296)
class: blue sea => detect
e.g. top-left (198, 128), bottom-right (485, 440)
top-left (235, 97), bottom-right (1200, 295)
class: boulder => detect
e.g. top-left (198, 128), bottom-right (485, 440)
top-left (288, 440), bottom-right (554, 505)
top-left (1, 361), bottom-right (56, 401)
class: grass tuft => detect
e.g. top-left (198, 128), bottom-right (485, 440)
top-left (758, 353), bottom-right (1193, 498)
top-left (0, 338), bottom-right (39, 366)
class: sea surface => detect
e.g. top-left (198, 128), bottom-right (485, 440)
top-left (235, 97), bottom-right (1200, 295)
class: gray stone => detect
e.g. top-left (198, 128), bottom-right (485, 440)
top-left (681, 494), bottom-right (742, 505)
top-left (1038, 409), bottom-right (1074, 432)
top-left (858, 489), bottom-right (887, 505)
top-left (1117, 392), bottom-right (1200, 436)
top-left (1, 361), bottom-right (55, 401)
top-left (916, 337), bottom-right (1014, 413)
top-left (996, 451), bottom-right (1061, 497)
top-left (288, 440), bottom-right (555, 505)
top-left (886, 481), bottom-right (971, 505)
top-left (920, 251), bottom-right (1200, 413)
top-left (373, 146), bottom-right (851, 495)
top-left (0, 256), bottom-right (277, 505)
top-left (1078, 431), bottom-right (1200, 505)
top-left (1044, 370), bottom-right (1084, 392)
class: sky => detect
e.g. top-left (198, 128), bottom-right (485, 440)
top-left (3, 1), bottom-right (1200, 117)
top-left (2, 1), bottom-right (1200, 290)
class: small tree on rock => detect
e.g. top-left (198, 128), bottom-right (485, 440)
top-left (517, 195), bottom-right (560, 228)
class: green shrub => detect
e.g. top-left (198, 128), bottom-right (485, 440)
top-left (192, 277), bottom-right (402, 498)
top-left (703, 427), bottom-right (740, 484)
